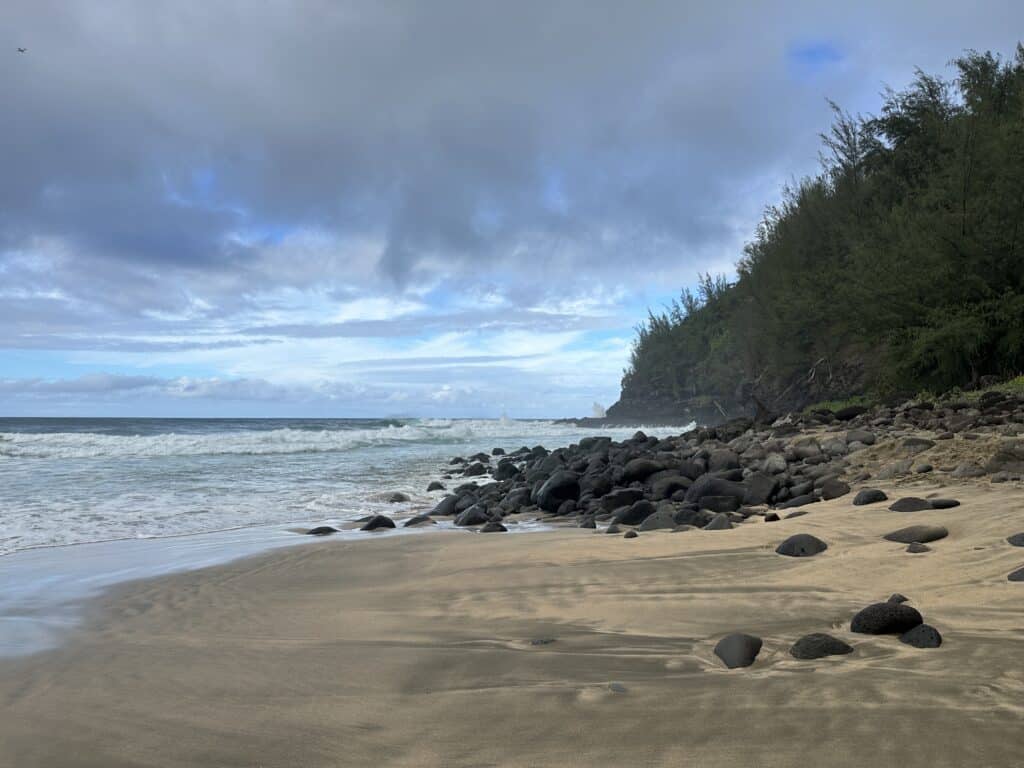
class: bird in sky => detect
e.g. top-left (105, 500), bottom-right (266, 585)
top-left (17, 47), bottom-right (27, 53)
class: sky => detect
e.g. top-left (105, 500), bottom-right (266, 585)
top-left (2, 1), bottom-right (1022, 418)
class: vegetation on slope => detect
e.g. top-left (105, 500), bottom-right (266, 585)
top-left (617, 47), bottom-right (1024, 418)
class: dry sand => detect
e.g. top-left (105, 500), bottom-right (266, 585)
top-left (1, 479), bottom-right (1023, 767)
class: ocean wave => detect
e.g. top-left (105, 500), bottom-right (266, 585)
top-left (0, 419), bottom-right (649, 460)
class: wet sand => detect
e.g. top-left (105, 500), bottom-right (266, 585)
top-left (1, 479), bottom-right (1023, 767)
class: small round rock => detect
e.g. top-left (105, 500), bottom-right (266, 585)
top-left (906, 542), bottom-right (931, 553)
top-left (623, 530), bottom-right (639, 539)
top-left (790, 633), bottom-right (854, 660)
top-left (307, 525), bottom-right (339, 536)
top-left (714, 633), bottom-right (763, 669)
top-left (361, 515), bottom-right (396, 531)
top-left (775, 533), bottom-right (828, 557)
top-left (900, 624), bottom-right (942, 648)
top-left (480, 521), bottom-right (508, 533)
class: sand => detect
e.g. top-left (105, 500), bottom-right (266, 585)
top-left (1, 479), bottom-right (1023, 767)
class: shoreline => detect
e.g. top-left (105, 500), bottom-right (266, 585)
top-left (2, 474), bottom-right (1023, 766)
top-left (2, 398), bottom-right (1023, 766)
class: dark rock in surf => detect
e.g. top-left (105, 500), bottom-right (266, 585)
top-left (403, 514), bottom-right (436, 527)
top-left (850, 602), bottom-right (923, 634)
top-left (900, 624), bottom-right (942, 648)
top-left (307, 526), bottom-right (339, 536)
top-left (714, 633), bottom-right (762, 668)
top-left (426, 481), bottom-right (446, 492)
top-left (361, 515), bottom-right (396, 531)
top-left (480, 521), bottom-right (508, 533)
top-left (790, 633), bottom-right (853, 660)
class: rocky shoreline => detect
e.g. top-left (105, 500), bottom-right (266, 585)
top-left (311, 390), bottom-right (1024, 667)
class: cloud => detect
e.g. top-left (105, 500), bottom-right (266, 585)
top-left (2, 1), bottom-right (1023, 415)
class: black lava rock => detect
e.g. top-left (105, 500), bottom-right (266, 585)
top-left (454, 506), bottom-right (491, 526)
top-left (714, 633), bottom-right (763, 668)
top-left (790, 633), bottom-right (853, 660)
top-left (853, 489), bottom-right (888, 506)
top-left (888, 593), bottom-right (909, 604)
top-left (906, 542), bottom-right (931, 553)
top-left (480, 521), bottom-right (508, 533)
top-left (361, 515), bottom-right (396, 531)
top-left (1008, 566), bottom-right (1024, 582)
top-left (883, 525), bottom-right (948, 544)
top-left (427, 481), bottom-right (446, 492)
top-left (534, 470), bottom-right (581, 513)
top-left (889, 497), bottom-right (932, 512)
top-left (850, 602), bottom-right (923, 634)
top-left (702, 512), bottom-right (734, 530)
top-left (623, 530), bottom-right (639, 539)
top-left (1008, 533), bottom-right (1024, 547)
top-left (929, 498), bottom-right (960, 509)
top-left (775, 533), bottom-right (828, 557)
top-left (403, 515), bottom-right (436, 527)
top-left (821, 479), bottom-right (851, 500)
top-left (307, 526), bottom-right (339, 536)
top-left (900, 624), bottom-right (942, 648)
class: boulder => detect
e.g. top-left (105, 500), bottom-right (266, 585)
top-left (650, 474), bottom-right (691, 500)
top-left (403, 515), bottom-right (435, 527)
top-left (708, 449), bottom-right (740, 471)
top-left (846, 429), bottom-right (876, 445)
top-left (621, 458), bottom-right (664, 482)
top-left (775, 533), bottom-right (828, 557)
top-left (613, 500), bottom-right (657, 526)
top-left (426, 481), bottom-right (446, 492)
top-left (820, 479), bottom-right (850, 500)
top-left (889, 497), bottom-right (932, 512)
top-left (713, 633), bottom-right (762, 668)
top-left (952, 462), bottom-right (987, 478)
top-left (431, 495), bottom-right (460, 516)
top-left (899, 624), bottom-right (942, 648)
top-left (534, 471), bottom-right (580, 513)
top-left (790, 633), bottom-right (853, 660)
top-left (637, 509), bottom-right (678, 531)
top-left (454, 506), bottom-right (491, 526)
top-left (480, 521), bottom-right (508, 533)
top-left (853, 488), bottom-right (888, 506)
top-left (601, 488), bottom-right (645, 512)
top-left (702, 512), bottom-right (734, 530)
top-left (744, 472), bottom-right (779, 505)
top-left (835, 405), bottom-right (868, 421)
top-left (463, 462), bottom-right (488, 477)
top-left (777, 494), bottom-right (818, 509)
top-left (883, 525), bottom-right (948, 544)
top-left (361, 515), bottom-right (396, 531)
top-left (901, 437), bottom-right (935, 455)
top-left (699, 495), bottom-right (741, 513)
top-left (387, 492), bottom-right (410, 503)
top-left (850, 602), bottom-right (923, 635)
top-left (685, 475), bottom-right (747, 505)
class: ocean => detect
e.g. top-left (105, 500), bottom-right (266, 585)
top-left (0, 417), bottom-right (691, 656)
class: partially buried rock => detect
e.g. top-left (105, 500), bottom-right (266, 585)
top-left (605, 523), bottom-right (622, 534)
top-left (888, 593), bottom-right (909, 604)
top-left (929, 498), bottom-right (960, 509)
top-left (853, 489), bottom-right (888, 506)
top-left (1008, 566), bottom-right (1024, 582)
top-left (361, 515), bottom-right (396, 531)
top-left (906, 542), bottom-right (931, 553)
top-left (454, 506), bottom-right (490, 526)
top-left (900, 624), bottom-right (942, 648)
top-left (307, 525), bottom-right (339, 536)
top-left (1007, 533), bottom-right (1024, 547)
top-left (480, 521), bottom-right (508, 533)
top-left (821, 478), bottom-right (851, 500)
top-left (764, 512), bottom-right (780, 522)
top-left (883, 524), bottom-right (948, 544)
top-left (714, 633), bottom-right (763, 669)
top-left (851, 602), bottom-right (923, 634)
top-left (790, 633), bottom-right (853, 660)
top-left (775, 533), bottom-right (828, 557)
top-left (426, 481), bottom-right (446, 492)
top-left (702, 512), bottom-right (733, 530)
top-left (403, 514), bottom-right (435, 527)
top-left (387, 492), bottom-right (410, 503)
top-left (623, 530), bottom-right (639, 539)
top-left (637, 509), bottom-right (677, 531)
top-left (889, 497), bottom-right (932, 512)
top-left (778, 494), bottom-right (818, 509)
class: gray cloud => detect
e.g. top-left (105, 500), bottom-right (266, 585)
top-left (2, 2), bottom-right (1022, 414)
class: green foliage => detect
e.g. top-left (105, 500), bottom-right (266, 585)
top-left (623, 45), bottom-right (1024, 409)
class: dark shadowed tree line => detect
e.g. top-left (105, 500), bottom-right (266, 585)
top-left (620, 46), bottom-right (1024, 415)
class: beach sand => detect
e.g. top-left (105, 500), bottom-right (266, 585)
top-left (1, 479), bottom-right (1023, 767)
